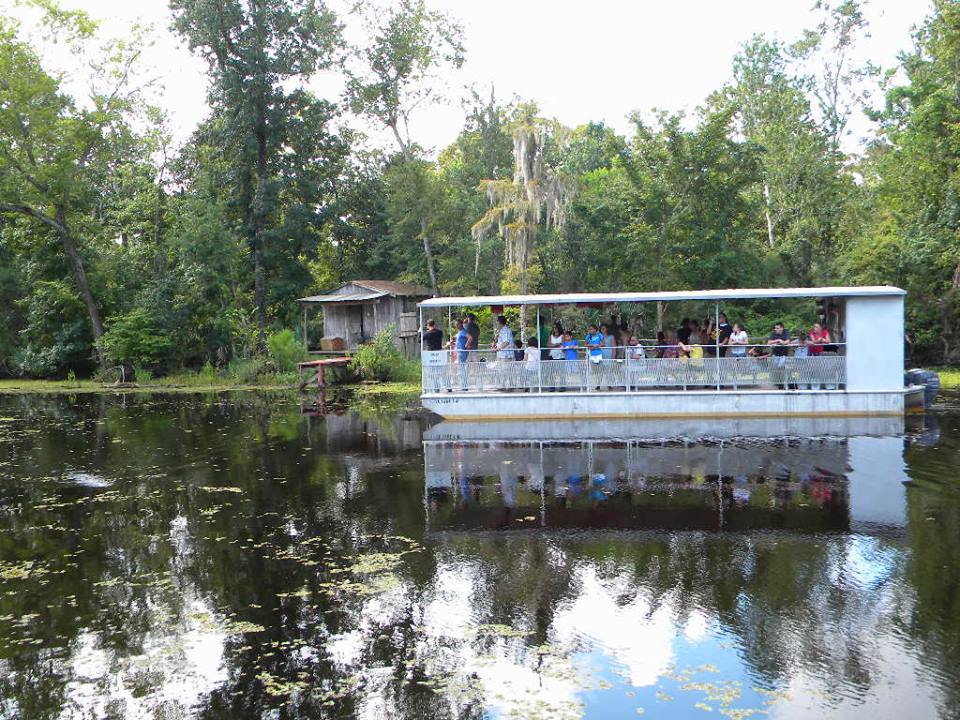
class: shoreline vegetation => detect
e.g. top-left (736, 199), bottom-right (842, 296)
top-left (4, 2), bottom-right (960, 385)
top-left (0, 375), bottom-right (422, 398)
top-left (0, 370), bottom-right (956, 396)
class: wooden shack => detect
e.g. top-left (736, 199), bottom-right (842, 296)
top-left (298, 280), bottom-right (431, 355)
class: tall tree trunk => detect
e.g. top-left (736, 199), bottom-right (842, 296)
top-left (421, 218), bottom-right (438, 296)
top-left (254, 248), bottom-right (267, 342)
top-left (518, 230), bottom-right (530, 332)
top-left (253, 115), bottom-right (269, 348)
top-left (58, 211), bottom-right (106, 367)
top-left (763, 182), bottom-right (775, 249)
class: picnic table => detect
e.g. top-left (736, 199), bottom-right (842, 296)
top-left (298, 357), bottom-right (351, 389)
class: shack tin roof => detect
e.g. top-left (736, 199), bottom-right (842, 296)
top-left (299, 280), bottom-right (432, 304)
top-left (417, 286), bottom-right (905, 309)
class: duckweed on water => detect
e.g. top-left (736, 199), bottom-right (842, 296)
top-left (0, 560), bottom-right (51, 580)
top-left (1, 392), bottom-right (957, 719)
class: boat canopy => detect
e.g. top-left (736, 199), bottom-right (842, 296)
top-left (417, 285), bottom-right (905, 309)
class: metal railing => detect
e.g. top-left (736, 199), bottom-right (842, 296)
top-left (422, 346), bottom-right (846, 393)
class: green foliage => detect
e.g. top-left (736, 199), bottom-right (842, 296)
top-left (0, 5), bottom-right (149, 366)
top-left (4, 0), bottom-right (960, 375)
top-left (266, 330), bottom-right (305, 373)
top-left (170, 0), bottom-right (347, 343)
top-left (346, 0), bottom-right (464, 156)
top-left (226, 357), bottom-right (274, 385)
top-left (97, 309), bottom-right (173, 368)
top-left (350, 325), bottom-right (416, 382)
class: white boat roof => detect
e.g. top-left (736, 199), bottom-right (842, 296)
top-left (418, 286), bottom-right (904, 308)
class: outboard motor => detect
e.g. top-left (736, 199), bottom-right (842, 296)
top-left (905, 368), bottom-right (940, 408)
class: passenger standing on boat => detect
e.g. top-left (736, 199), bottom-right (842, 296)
top-left (768, 323), bottom-right (790, 357)
top-left (689, 320), bottom-right (702, 345)
top-left (654, 330), bottom-right (668, 358)
top-left (465, 313), bottom-right (480, 361)
top-left (585, 325), bottom-right (604, 363)
top-left (626, 335), bottom-right (646, 359)
top-left (549, 322), bottom-right (565, 360)
top-left (703, 318), bottom-right (717, 357)
top-left (768, 322), bottom-right (791, 388)
top-left (601, 324), bottom-right (616, 360)
top-left (729, 322), bottom-right (749, 357)
top-left (455, 320), bottom-right (469, 362)
top-left (618, 322), bottom-right (631, 358)
top-left (423, 319), bottom-right (443, 351)
top-left (494, 315), bottom-right (514, 359)
top-left (717, 313), bottom-right (733, 356)
top-left (455, 319), bottom-right (470, 390)
top-left (660, 334), bottom-right (679, 359)
top-left (679, 338), bottom-right (703, 360)
top-left (677, 319), bottom-right (692, 345)
top-left (523, 337), bottom-right (540, 390)
top-left (538, 315), bottom-right (550, 360)
top-left (561, 330), bottom-right (579, 391)
top-left (809, 322), bottom-right (831, 355)
top-left (423, 319), bottom-right (444, 392)
top-left (513, 338), bottom-right (524, 361)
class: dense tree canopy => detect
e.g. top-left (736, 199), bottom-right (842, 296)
top-left (0, 0), bottom-right (958, 377)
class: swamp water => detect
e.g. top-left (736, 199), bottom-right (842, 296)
top-left (0, 391), bottom-right (958, 719)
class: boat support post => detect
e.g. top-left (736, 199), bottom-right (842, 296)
top-left (715, 302), bottom-right (721, 391)
top-left (536, 307), bottom-right (543, 393)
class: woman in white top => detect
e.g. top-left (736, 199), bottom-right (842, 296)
top-left (729, 322), bottom-right (749, 357)
top-left (548, 322), bottom-right (565, 361)
top-left (524, 338), bottom-right (541, 366)
top-left (523, 337), bottom-right (541, 391)
top-left (689, 320), bottom-right (702, 346)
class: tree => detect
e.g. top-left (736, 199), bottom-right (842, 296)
top-left (791, 0), bottom-right (879, 151)
top-left (847, 0), bottom-right (960, 361)
top-left (346, 0), bottom-right (465, 295)
top-left (717, 36), bottom-right (849, 285)
top-left (346, 0), bottom-right (464, 161)
top-left (615, 111), bottom-right (762, 293)
top-left (0, 5), bottom-right (145, 367)
top-left (473, 107), bottom-right (576, 325)
top-left (170, 0), bottom-right (342, 345)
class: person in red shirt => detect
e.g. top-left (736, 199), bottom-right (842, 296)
top-left (809, 322), bottom-right (831, 355)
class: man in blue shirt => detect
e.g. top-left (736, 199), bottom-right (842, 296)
top-left (455, 319), bottom-right (470, 390)
top-left (585, 325), bottom-right (603, 362)
top-left (455, 320), bottom-right (469, 363)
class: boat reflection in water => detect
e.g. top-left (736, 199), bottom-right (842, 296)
top-left (424, 416), bottom-right (909, 536)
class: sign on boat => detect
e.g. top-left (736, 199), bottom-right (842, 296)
top-left (417, 285), bottom-right (925, 420)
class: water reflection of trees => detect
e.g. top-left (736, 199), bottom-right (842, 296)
top-left (0, 394), bottom-right (957, 718)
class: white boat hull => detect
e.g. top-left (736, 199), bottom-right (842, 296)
top-left (422, 389), bottom-right (908, 420)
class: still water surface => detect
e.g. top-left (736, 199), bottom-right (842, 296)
top-left (0, 391), bottom-right (958, 719)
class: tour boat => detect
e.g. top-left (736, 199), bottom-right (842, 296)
top-left (417, 286), bottom-right (928, 420)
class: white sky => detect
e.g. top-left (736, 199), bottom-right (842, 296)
top-left (4, 0), bottom-right (933, 155)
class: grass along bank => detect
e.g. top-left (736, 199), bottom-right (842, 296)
top-left (934, 367), bottom-right (960, 389)
top-left (0, 373), bottom-right (423, 397)
top-left (0, 374), bottom-right (299, 395)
